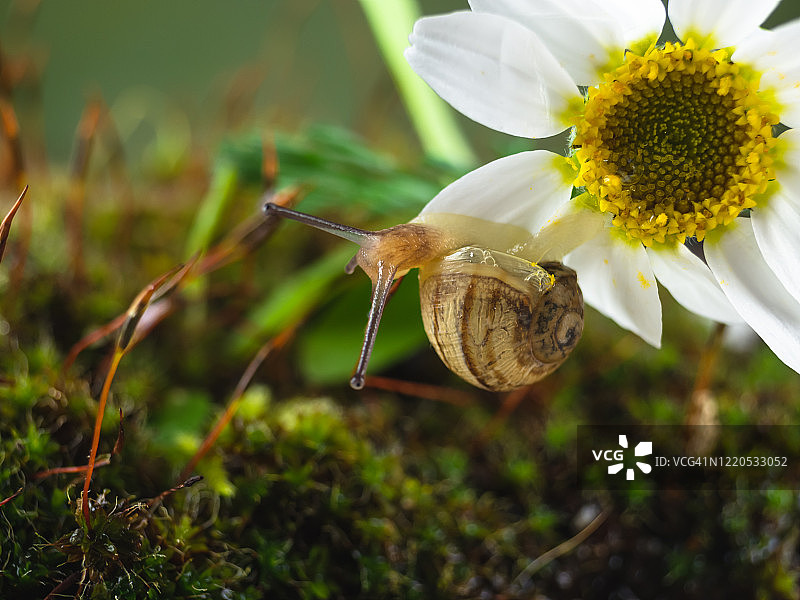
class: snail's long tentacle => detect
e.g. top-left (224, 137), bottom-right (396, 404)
top-left (263, 202), bottom-right (373, 245)
top-left (351, 260), bottom-right (397, 390)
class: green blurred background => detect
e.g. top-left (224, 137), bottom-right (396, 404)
top-left (3, 1), bottom-right (800, 598)
top-left (4, 0), bottom-right (799, 173)
top-left (3, 0), bottom-right (485, 166)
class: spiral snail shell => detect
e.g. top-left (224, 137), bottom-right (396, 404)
top-left (263, 203), bottom-right (583, 391)
top-left (419, 247), bottom-right (583, 391)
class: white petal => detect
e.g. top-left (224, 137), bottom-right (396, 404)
top-left (418, 151), bottom-right (574, 236)
top-left (734, 20), bottom-right (800, 128)
top-left (467, 0), bottom-right (623, 85)
top-left (405, 11), bottom-right (581, 138)
top-left (565, 232), bottom-right (662, 347)
top-left (752, 189), bottom-right (800, 304)
top-left (600, 0), bottom-right (666, 49)
top-left (468, 0), bottom-right (664, 58)
top-left (705, 220), bottom-right (800, 374)
top-left (773, 129), bottom-right (800, 193)
top-left (525, 195), bottom-right (607, 262)
top-left (668, 0), bottom-right (780, 48)
top-left (649, 244), bottom-right (743, 325)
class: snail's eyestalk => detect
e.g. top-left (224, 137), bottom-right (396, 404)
top-left (263, 202), bottom-right (455, 390)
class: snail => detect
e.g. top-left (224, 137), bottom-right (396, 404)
top-left (263, 202), bottom-right (584, 391)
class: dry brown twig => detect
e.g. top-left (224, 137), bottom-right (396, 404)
top-left (0, 184), bottom-right (27, 264)
top-left (177, 324), bottom-right (298, 485)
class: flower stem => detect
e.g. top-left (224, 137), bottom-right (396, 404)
top-left (690, 322), bottom-right (727, 401)
top-left (684, 322), bottom-right (726, 455)
top-left (358, 0), bottom-right (475, 167)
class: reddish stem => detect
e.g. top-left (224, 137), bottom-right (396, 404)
top-left (81, 350), bottom-right (122, 529)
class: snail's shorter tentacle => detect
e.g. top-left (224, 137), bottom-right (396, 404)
top-left (350, 260), bottom-right (397, 390)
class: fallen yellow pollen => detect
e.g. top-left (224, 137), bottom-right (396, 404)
top-left (637, 272), bottom-right (651, 289)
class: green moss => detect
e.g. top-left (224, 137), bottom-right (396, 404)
top-left (0, 126), bottom-right (798, 599)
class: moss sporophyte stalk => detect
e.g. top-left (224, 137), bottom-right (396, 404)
top-left (572, 39), bottom-right (777, 247)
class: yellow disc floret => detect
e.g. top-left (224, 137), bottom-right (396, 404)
top-left (573, 39), bottom-right (778, 246)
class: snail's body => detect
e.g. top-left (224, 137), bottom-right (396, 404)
top-left (263, 203), bottom-right (584, 391)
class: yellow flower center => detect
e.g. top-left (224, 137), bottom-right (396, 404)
top-left (572, 40), bottom-right (778, 246)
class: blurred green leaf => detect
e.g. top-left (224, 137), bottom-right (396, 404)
top-left (275, 126), bottom-right (458, 217)
top-left (184, 161), bottom-right (239, 256)
top-left (235, 244), bottom-right (357, 354)
top-left (198, 126), bottom-right (460, 223)
top-left (149, 389), bottom-right (213, 452)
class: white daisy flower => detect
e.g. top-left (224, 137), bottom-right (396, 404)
top-left (405, 0), bottom-right (800, 373)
